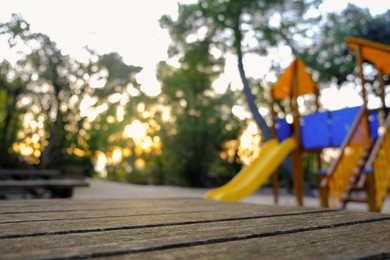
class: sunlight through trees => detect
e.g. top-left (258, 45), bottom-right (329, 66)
top-left (1, 2), bottom-right (389, 187)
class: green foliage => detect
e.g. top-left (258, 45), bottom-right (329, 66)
top-left (98, 53), bottom-right (142, 86)
top-left (163, 0), bottom-right (322, 57)
top-left (0, 15), bottom-right (146, 175)
top-left (156, 40), bottom-right (243, 187)
top-left (0, 14), bottom-right (241, 186)
top-left (160, 0), bottom-right (325, 187)
top-left (0, 14), bottom-right (30, 47)
top-left (301, 5), bottom-right (390, 84)
top-left (161, 0), bottom-right (323, 142)
top-left (107, 167), bottom-right (129, 183)
top-left (302, 153), bottom-right (319, 186)
top-left (127, 170), bottom-right (149, 185)
top-left (6, 3), bottom-right (384, 188)
top-left (87, 53), bottom-right (143, 151)
top-left (0, 52), bottom-right (28, 166)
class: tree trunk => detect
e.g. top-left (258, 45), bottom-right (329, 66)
top-left (39, 86), bottom-right (64, 169)
top-left (232, 21), bottom-right (272, 141)
top-left (237, 57), bottom-right (272, 141)
top-left (232, 17), bottom-right (293, 187)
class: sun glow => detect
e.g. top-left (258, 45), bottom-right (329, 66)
top-left (112, 148), bottom-right (123, 164)
top-left (95, 151), bottom-right (108, 177)
top-left (238, 121), bottom-right (262, 165)
top-left (123, 120), bottom-right (148, 143)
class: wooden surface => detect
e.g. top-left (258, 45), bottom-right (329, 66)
top-left (0, 179), bottom-right (89, 189)
top-left (0, 198), bottom-right (389, 259)
top-left (0, 169), bottom-right (60, 177)
top-left (0, 170), bottom-right (89, 199)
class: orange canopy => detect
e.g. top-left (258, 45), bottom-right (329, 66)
top-left (272, 58), bottom-right (316, 100)
top-left (346, 37), bottom-right (390, 75)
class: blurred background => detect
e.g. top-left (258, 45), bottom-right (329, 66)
top-left (0, 0), bottom-right (389, 191)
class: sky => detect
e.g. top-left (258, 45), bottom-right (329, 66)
top-left (1, 0), bottom-right (389, 103)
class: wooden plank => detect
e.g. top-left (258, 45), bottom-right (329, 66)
top-left (128, 220), bottom-right (390, 260)
top-left (0, 199), bottom-right (327, 233)
top-left (0, 179), bottom-right (89, 189)
top-left (0, 169), bottom-right (60, 177)
top-left (0, 199), bottom-right (322, 224)
top-left (0, 198), bottom-right (316, 214)
top-left (0, 204), bottom-right (322, 223)
top-left (0, 198), bottom-right (221, 210)
top-left (0, 207), bottom-right (286, 224)
top-left (0, 208), bottom-right (333, 237)
top-left (0, 209), bottom-right (388, 259)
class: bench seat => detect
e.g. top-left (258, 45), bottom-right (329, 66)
top-left (0, 179), bottom-right (89, 188)
top-left (0, 169), bottom-right (60, 177)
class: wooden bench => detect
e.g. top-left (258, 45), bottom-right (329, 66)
top-left (0, 169), bottom-right (89, 199)
top-left (0, 169), bottom-right (60, 177)
top-left (0, 198), bottom-right (389, 259)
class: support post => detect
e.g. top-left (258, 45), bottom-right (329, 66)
top-left (318, 166), bottom-right (329, 208)
top-left (291, 60), bottom-right (303, 206)
top-left (270, 97), bottom-right (279, 204)
top-left (377, 69), bottom-right (387, 117)
top-left (366, 172), bottom-right (378, 212)
top-left (356, 45), bottom-right (368, 106)
top-left (314, 85), bottom-right (328, 207)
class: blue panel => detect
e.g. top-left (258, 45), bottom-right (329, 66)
top-left (301, 111), bottom-right (330, 149)
top-left (329, 106), bottom-right (360, 147)
top-left (368, 110), bottom-right (380, 139)
top-left (275, 118), bottom-right (292, 142)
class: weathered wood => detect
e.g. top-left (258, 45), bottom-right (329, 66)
top-left (0, 208), bottom-right (333, 237)
top-left (291, 60), bottom-right (303, 206)
top-left (0, 210), bottom-right (388, 259)
top-left (0, 198), bottom-right (316, 215)
top-left (128, 220), bottom-right (390, 260)
top-left (0, 169), bottom-right (60, 177)
top-left (0, 198), bottom-right (388, 259)
top-left (0, 179), bottom-right (89, 189)
top-left (0, 199), bottom-right (320, 223)
top-left (0, 169), bottom-right (88, 199)
top-left (317, 172), bottom-right (329, 208)
top-left (366, 173), bottom-right (379, 212)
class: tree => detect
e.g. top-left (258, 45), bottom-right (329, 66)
top-left (0, 66), bottom-right (26, 167)
top-left (0, 15), bottom-right (34, 167)
top-left (161, 0), bottom-right (322, 141)
top-left (0, 15), bottom-right (146, 176)
top-left (301, 5), bottom-right (390, 85)
top-left (0, 15), bottom-right (88, 168)
top-left (156, 40), bottom-right (243, 187)
top-left (84, 52), bottom-right (145, 179)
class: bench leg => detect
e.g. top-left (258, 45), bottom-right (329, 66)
top-left (51, 188), bottom-right (74, 198)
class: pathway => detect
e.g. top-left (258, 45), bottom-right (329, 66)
top-left (73, 178), bottom-right (390, 213)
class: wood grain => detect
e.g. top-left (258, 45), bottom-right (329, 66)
top-left (126, 220), bottom-right (390, 260)
top-left (0, 179), bottom-right (89, 189)
top-left (0, 198), bottom-right (388, 260)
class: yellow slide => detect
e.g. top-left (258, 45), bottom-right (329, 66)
top-left (205, 137), bottom-right (296, 202)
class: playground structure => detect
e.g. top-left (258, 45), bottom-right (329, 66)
top-left (205, 37), bottom-right (390, 212)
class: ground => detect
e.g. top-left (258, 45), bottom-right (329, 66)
top-left (72, 178), bottom-right (390, 213)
